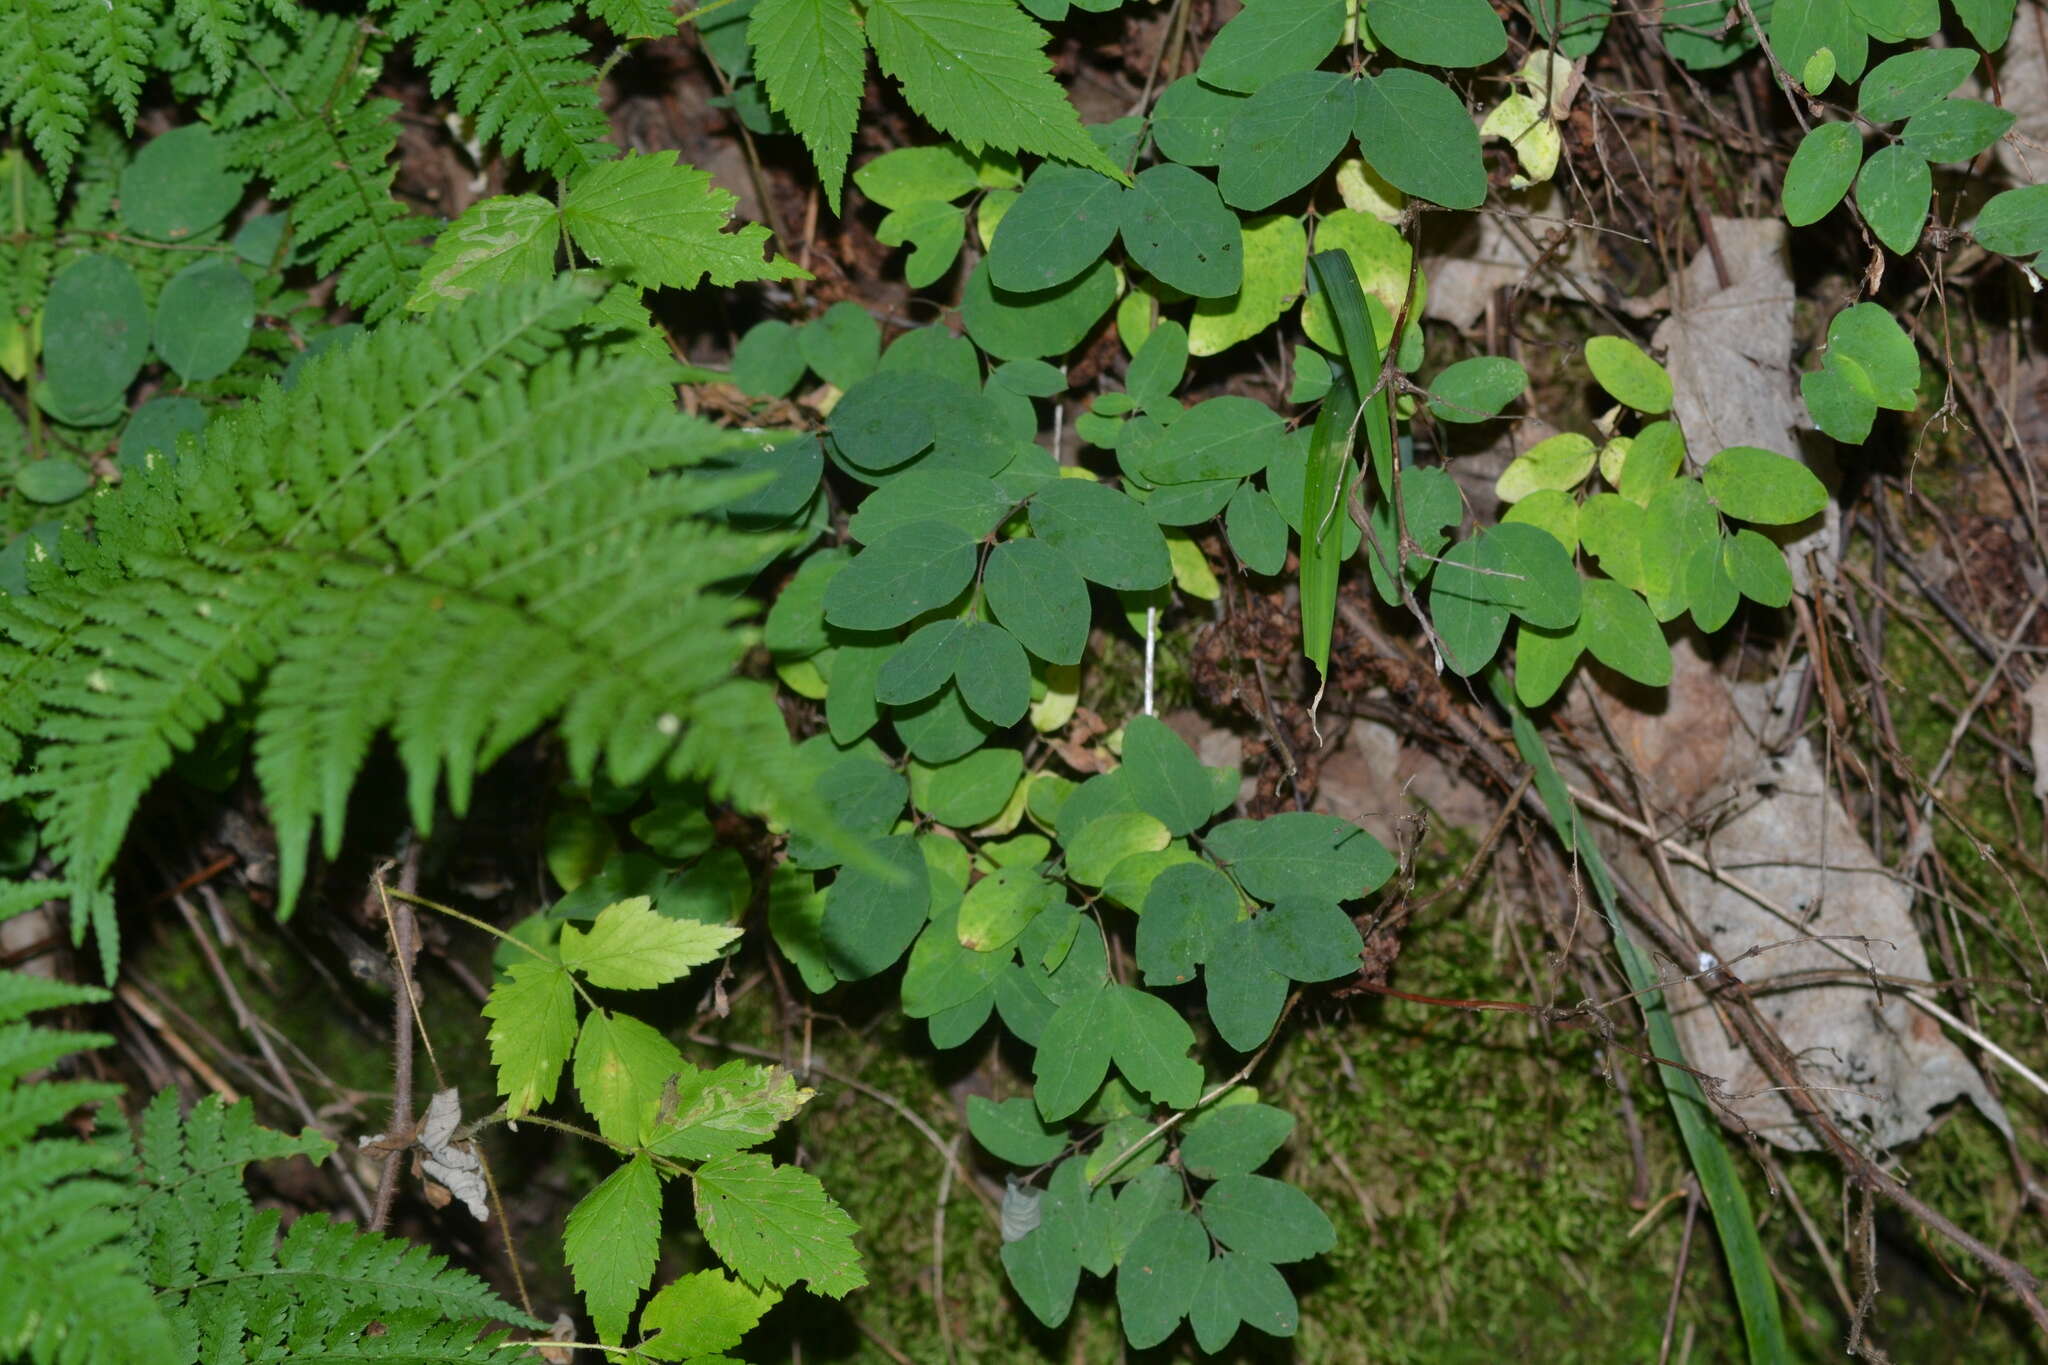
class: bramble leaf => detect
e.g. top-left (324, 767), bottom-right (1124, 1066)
top-left (484, 958), bottom-right (577, 1117)
top-left (694, 1152), bottom-right (866, 1297)
top-left (562, 151), bottom-right (805, 290)
top-left (565, 1155), bottom-right (663, 1343)
top-left (749, 0), bottom-right (867, 207)
top-left (559, 896), bottom-right (742, 989)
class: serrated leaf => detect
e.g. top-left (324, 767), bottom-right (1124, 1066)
top-left (1355, 69), bottom-right (1487, 209)
top-left (563, 151), bottom-right (804, 289)
top-left (638, 1269), bottom-right (781, 1361)
top-left (694, 1152), bottom-right (866, 1297)
top-left (575, 1009), bottom-right (685, 1146)
top-left (865, 0), bottom-right (1124, 181)
top-left (560, 897), bottom-right (742, 989)
top-left (1201, 1174), bottom-right (1333, 1262)
top-left (750, 0), bottom-right (867, 208)
top-left (407, 195), bottom-right (557, 312)
top-left (566, 1156), bottom-right (663, 1343)
top-left (651, 1059), bottom-right (813, 1159)
top-left (484, 958), bottom-right (577, 1117)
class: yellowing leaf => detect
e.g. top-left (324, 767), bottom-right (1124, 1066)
top-left (1300, 209), bottom-right (1424, 351)
top-left (560, 896), bottom-right (742, 990)
top-left (1188, 212), bottom-right (1308, 357)
top-left (652, 1059), bottom-right (814, 1160)
top-left (1496, 432), bottom-right (1597, 503)
top-left (1333, 157), bottom-right (1405, 222)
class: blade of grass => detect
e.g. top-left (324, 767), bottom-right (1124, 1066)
top-left (1487, 667), bottom-right (1790, 1365)
top-left (1300, 251), bottom-right (1393, 692)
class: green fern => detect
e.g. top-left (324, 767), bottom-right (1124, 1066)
top-left (0, 1), bottom-right (92, 186)
top-left (377, 0), bottom-right (614, 180)
top-left (0, 970), bottom-right (175, 1365)
top-left (136, 1089), bottom-right (535, 1362)
top-left (214, 13), bottom-right (430, 323)
top-left (2, 276), bottom-right (807, 975)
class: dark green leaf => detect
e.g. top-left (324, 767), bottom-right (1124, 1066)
top-left (1204, 812), bottom-right (1393, 901)
top-left (1253, 898), bottom-right (1362, 981)
top-left (154, 260), bottom-right (253, 384)
top-left (1120, 164), bottom-right (1243, 297)
top-left (989, 166), bottom-right (1124, 292)
top-left (983, 537), bottom-right (1092, 664)
top-left (1153, 76), bottom-right (1247, 167)
top-left (1116, 1211), bottom-right (1209, 1348)
top-left (954, 622), bottom-right (1032, 727)
top-left (1205, 920), bottom-right (1288, 1050)
top-left (1135, 860), bottom-right (1239, 986)
top-left (876, 620), bottom-right (968, 705)
top-left (1180, 1101), bottom-right (1294, 1179)
top-left (822, 520), bottom-right (978, 630)
top-left (732, 319), bottom-right (808, 396)
top-left (117, 395), bottom-right (207, 472)
top-left (40, 254), bottom-right (149, 414)
top-left (1354, 69), bottom-right (1486, 209)
top-left (830, 371), bottom-right (937, 472)
top-left (970, 1095), bottom-right (1069, 1164)
top-left (1002, 1220), bottom-right (1081, 1327)
top-left (799, 300), bottom-right (879, 387)
top-left (1225, 483), bottom-right (1288, 575)
top-left (1226, 1252), bottom-right (1300, 1337)
top-left (1429, 536), bottom-right (1511, 675)
top-left (1426, 356), bottom-right (1526, 423)
top-left (821, 835), bottom-right (931, 979)
top-left (1126, 320), bottom-right (1188, 411)
top-left (963, 257), bottom-right (1119, 360)
top-left (118, 124), bottom-right (244, 241)
top-left (848, 468), bottom-right (1014, 543)
top-left (1121, 715), bottom-right (1212, 836)
top-left (1365, 0), bottom-right (1506, 67)
top-left (1029, 478), bottom-right (1173, 589)
top-left (1901, 99), bottom-right (2014, 163)
top-left (1189, 1254), bottom-right (1242, 1352)
top-left (1216, 71), bottom-right (1355, 211)
top-left (1975, 184), bottom-right (2048, 257)
top-left (1133, 395), bottom-right (1288, 484)
top-left (1781, 121), bottom-right (1861, 226)
top-left (1579, 576), bottom-right (1671, 686)
top-left (1200, 1175), bottom-right (1334, 1262)
top-left (1198, 0), bottom-right (1346, 93)
top-left (1953, 0), bottom-right (2017, 49)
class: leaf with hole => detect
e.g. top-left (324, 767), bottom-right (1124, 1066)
top-left (1120, 164), bottom-right (1243, 297)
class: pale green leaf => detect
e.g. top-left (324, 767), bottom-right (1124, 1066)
top-left (562, 151), bottom-right (805, 290)
top-left (406, 195), bottom-right (556, 312)
top-left (637, 1269), bottom-right (781, 1361)
top-left (694, 1152), bottom-right (867, 1296)
top-left (560, 896), bottom-right (743, 989)
top-left (650, 1059), bottom-right (812, 1159)
top-left (575, 1009), bottom-right (685, 1146)
top-left (566, 1155), bottom-right (663, 1342)
top-left (483, 958), bottom-right (577, 1118)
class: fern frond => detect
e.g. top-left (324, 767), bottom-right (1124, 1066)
top-left (1, 151), bottom-right (59, 330)
top-left (12, 277), bottom-right (813, 965)
top-left (75, 0), bottom-right (160, 130)
top-left (0, 0), bottom-right (91, 186)
top-left (0, 969), bottom-right (174, 1365)
top-left (136, 1091), bottom-right (536, 1358)
top-left (170, 0), bottom-right (297, 90)
top-left (219, 13), bottom-right (429, 322)
top-left (377, 0), bottom-right (614, 180)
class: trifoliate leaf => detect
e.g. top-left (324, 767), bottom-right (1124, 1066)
top-left (563, 151), bottom-right (804, 289)
top-left (559, 896), bottom-right (743, 989)
top-left (864, 0), bottom-right (1124, 181)
top-left (694, 1152), bottom-right (866, 1297)
top-left (749, 0), bottom-right (867, 208)
top-left (637, 1269), bottom-right (781, 1361)
top-left (574, 1009), bottom-right (685, 1146)
top-left (565, 1156), bottom-right (663, 1342)
top-left (1200, 1174), bottom-right (1334, 1262)
top-left (407, 195), bottom-right (556, 311)
top-left (484, 958), bottom-right (577, 1117)
top-left (651, 1059), bottom-right (813, 1160)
